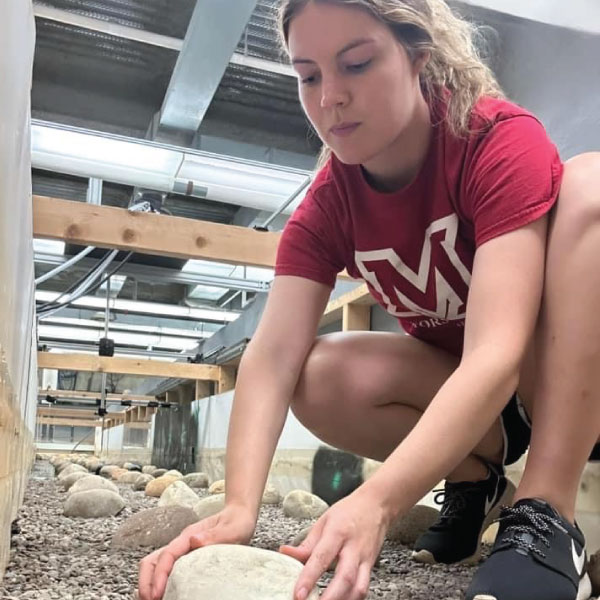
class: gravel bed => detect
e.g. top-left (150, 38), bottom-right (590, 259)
top-left (0, 461), bottom-right (478, 599)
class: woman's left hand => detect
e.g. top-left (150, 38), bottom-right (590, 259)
top-left (279, 487), bottom-right (391, 600)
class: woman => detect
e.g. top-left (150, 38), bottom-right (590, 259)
top-left (139, 1), bottom-right (600, 599)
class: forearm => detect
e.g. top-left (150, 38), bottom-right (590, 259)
top-left (362, 347), bottom-right (520, 523)
top-left (224, 344), bottom-right (298, 518)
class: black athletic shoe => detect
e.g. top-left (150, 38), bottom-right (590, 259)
top-left (466, 498), bottom-right (592, 600)
top-left (412, 464), bottom-right (515, 565)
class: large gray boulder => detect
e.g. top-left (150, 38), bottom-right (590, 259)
top-left (282, 490), bottom-right (328, 520)
top-left (68, 475), bottom-right (119, 497)
top-left (64, 489), bottom-right (125, 518)
top-left (163, 545), bottom-right (318, 600)
top-left (112, 506), bottom-right (198, 549)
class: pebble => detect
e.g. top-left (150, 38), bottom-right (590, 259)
top-left (0, 461), bottom-right (477, 599)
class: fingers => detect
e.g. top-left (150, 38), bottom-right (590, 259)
top-left (138, 532), bottom-right (195, 600)
top-left (293, 536), bottom-right (342, 600)
top-left (321, 554), bottom-right (372, 600)
top-left (138, 549), bottom-right (160, 600)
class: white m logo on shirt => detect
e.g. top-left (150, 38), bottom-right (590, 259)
top-left (355, 214), bottom-right (472, 321)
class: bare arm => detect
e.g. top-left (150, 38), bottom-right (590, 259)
top-left (364, 216), bottom-right (549, 520)
top-left (225, 275), bottom-right (331, 518)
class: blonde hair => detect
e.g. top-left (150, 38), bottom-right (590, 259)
top-left (278, 0), bottom-right (504, 168)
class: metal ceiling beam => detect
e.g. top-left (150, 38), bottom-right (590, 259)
top-left (455, 0), bottom-right (600, 35)
top-left (38, 340), bottom-right (194, 360)
top-left (34, 253), bottom-right (270, 292)
top-left (32, 3), bottom-right (295, 77)
top-left (158, 0), bottom-right (259, 133)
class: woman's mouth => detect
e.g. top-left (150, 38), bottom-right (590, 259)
top-left (330, 122), bottom-right (360, 137)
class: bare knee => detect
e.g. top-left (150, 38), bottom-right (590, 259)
top-left (290, 334), bottom-right (348, 428)
top-left (555, 152), bottom-right (600, 233)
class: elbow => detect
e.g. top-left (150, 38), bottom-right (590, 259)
top-left (461, 342), bottom-right (524, 393)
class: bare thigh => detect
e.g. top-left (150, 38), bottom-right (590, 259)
top-left (291, 331), bottom-right (504, 463)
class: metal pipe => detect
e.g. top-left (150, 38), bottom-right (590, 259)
top-left (35, 245), bottom-right (96, 286)
top-left (260, 177), bottom-right (312, 229)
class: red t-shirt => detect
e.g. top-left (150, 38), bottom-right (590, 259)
top-left (275, 96), bottom-right (563, 356)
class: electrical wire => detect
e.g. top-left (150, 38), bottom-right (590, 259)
top-left (36, 248), bottom-right (117, 311)
top-left (37, 251), bottom-right (134, 319)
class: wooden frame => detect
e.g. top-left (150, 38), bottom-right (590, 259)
top-left (33, 196), bottom-right (280, 268)
top-left (37, 352), bottom-right (221, 380)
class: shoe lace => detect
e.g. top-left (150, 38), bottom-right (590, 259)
top-left (495, 504), bottom-right (561, 559)
top-left (433, 484), bottom-right (481, 522)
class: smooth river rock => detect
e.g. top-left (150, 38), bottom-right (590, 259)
top-left (282, 490), bottom-right (328, 520)
top-left (145, 476), bottom-right (179, 497)
top-left (208, 479), bottom-right (225, 494)
top-left (163, 545), bottom-right (319, 600)
top-left (182, 472), bottom-right (209, 489)
top-left (64, 489), bottom-right (125, 518)
top-left (112, 506), bottom-right (198, 549)
top-left (118, 471), bottom-right (143, 484)
top-left (57, 464), bottom-right (87, 479)
top-left (158, 481), bottom-right (199, 509)
top-left (68, 475), bottom-right (119, 496)
top-left (133, 474), bottom-right (155, 491)
top-left (163, 470), bottom-right (183, 479)
top-left (261, 484), bottom-right (282, 505)
top-left (192, 494), bottom-right (225, 521)
top-left (59, 472), bottom-right (91, 491)
top-left (386, 505), bottom-right (440, 545)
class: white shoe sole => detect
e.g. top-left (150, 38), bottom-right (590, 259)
top-left (412, 478), bottom-right (516, 566)
top-left (472, 570), bottom-right (593, 600)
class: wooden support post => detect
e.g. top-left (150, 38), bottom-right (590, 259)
top-left (217, 366), bottom-right (236, 394)
top-left (342, 303), bottom-right (371, 331)
top-left (195, 379), bottom-right (212, 401)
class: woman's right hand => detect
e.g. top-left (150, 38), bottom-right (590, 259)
top-left (138, 505), bottom-right (257, 600)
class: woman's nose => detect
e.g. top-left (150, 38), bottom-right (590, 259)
top-left (320, 76), bottom-right (349, 109)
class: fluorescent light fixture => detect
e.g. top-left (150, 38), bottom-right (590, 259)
top-left (36, 290), bottom-right (239, 322)
top-left (34, 239), bottom-right (65, 255)
top-left (38, 325), bottom-right (200, 351)
top-left (40, 316), bottom-right (213, 339)
top-left (182, 260), bottom-right (274, 285)
top-left (182, 259), bottom-right (237, 276)
top-left (32, 120), bottom-right (312, 214)
top-left (187, 284), bottom-right (227, 301)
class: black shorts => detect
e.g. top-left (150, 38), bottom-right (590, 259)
top-left (500, 393), bottom-right (600, 465)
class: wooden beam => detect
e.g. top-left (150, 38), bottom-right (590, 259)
top-left (38, 407), bottom-right (96, 419)
top-left (124, 421), bottom-right (151, 430)
top-left (218, 366), bottom-right (236, 394)
top-left (37, 417), bottom-right (100, 428)
top-left (321, 283), bottom-right (375, 327)
top-left (33, 196), bottom-right (280, 268)
top-left (33, 196), bottom-right (353, 278)
top-left (39, 389), bottom-right (155, 402)
top-left (342, 303), bottom-right (371, 331)
top-left (37, 352), bottom-right (221, 380)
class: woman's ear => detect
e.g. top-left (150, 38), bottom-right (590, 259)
top-left (413, 50), bottom-right (431, 74)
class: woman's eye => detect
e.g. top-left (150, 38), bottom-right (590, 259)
top-left (346, 60), bottom-right (371, 72)
top-left (300, 74), bottom-right (318, 85)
